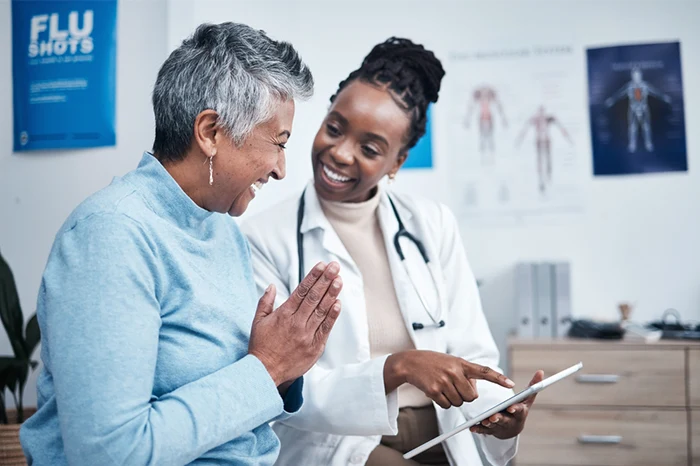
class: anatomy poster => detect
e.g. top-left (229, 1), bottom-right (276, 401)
top-left (447, 45), bottom-right (584, 223)
top-left (587, 42), bottom-right (687, 176)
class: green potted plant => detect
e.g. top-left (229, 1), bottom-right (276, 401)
top-left (0, 251), bottom-right (40, 464)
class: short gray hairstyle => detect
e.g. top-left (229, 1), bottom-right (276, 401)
top-left (152, 22), bottom-right (314, 162)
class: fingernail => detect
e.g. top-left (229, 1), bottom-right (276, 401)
top-left (505, 378), bottom-right (515, 387)
top-left (332, 302), bottom-right (341, 312)
top-left (265, 284), bottom-right (272, 295)
top-left (332, 278), bottom-right (342, 289)
top-left (327, 262), bottom-right (339, 274)
top-left (314, 262), bottom-right (326, 271)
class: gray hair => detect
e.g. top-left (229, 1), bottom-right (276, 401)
top-left (152, 22), bottom-right (314, 162)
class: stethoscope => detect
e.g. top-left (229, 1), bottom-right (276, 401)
top-left (296, 188), bottom-right (445, 331)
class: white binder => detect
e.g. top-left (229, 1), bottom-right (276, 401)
top-left (515, 263), bottom-right (536, 338)
top-left (535, 263), bottom-right (554, 338)
top-left (553, 262), bottom-right (572, 338)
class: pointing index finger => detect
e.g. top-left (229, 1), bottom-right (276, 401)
top-left (463, 361), bottom-right (515, 389)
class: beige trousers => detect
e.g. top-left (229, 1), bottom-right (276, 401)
top-left (365, 405), bottom-right (449, 466)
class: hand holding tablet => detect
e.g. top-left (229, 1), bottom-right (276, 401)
top-left (404, 362), bottom-right (584, 460)
top-left (467, 369), bottom-right (544, 440)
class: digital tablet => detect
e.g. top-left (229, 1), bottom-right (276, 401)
top-left (403, 361), bottom-right (584, 460)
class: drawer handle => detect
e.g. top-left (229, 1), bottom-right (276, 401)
top-left (578, 435), bottom-right (622, 445)
top-left (575, 374), bottom-right (620, 384)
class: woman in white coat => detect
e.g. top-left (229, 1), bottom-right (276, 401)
top-left (242, 38), bottom-right (543, 466)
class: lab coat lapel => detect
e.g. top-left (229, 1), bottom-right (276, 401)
top-left (378, 190), bottom-right (445, 352)
top-left (300, 183), bottom-right (369, 360)
top-left (378, 190), bottom-right (422, 345)
top-left (300, 183), bottom-right (359, 276)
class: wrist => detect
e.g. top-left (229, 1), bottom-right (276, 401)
top-left (385, 352), bottom-right (410, 392)
top-left (278, 380), bottom-right (293, 396)
top-left (250, 351), bottom-right (284, 387)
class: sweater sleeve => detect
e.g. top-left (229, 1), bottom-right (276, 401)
top-left (40, 214), bottom-right (286, 466)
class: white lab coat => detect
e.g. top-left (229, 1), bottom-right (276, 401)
top-left (241, 182), bottom-right (518, 466)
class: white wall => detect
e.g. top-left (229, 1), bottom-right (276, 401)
top-left (0, 0), bottom-right (168, 407)
top-left (172, 0), bottom-right (700, 362)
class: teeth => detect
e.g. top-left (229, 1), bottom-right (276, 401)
top-left (323, 164), bottom-right (351, 182)
top-left (251, 181), bottom-right (264, 193)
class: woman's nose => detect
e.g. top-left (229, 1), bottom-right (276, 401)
top-left (329, 139), bottom-right (354, 165)
top-left (272, 152), bottom-right (286, 180)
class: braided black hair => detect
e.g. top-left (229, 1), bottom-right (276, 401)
top-left (330, 37), bottom-right (445, 150)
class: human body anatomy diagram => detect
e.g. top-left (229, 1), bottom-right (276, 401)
top-left (516, 106), bottom-right (572, 194)
top-left (604, 68), bottom-right (672, 153)
top-left (464, 86), bottom-right (507, 157)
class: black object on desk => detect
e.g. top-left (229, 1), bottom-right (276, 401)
top-left (568, 319), bottom-right (625, 340)
top-left (659, 329), bottom-right (700, 340)
top-left (647, 308), bottom-right (700, 341)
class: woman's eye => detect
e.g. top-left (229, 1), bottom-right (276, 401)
top-left (326, 124), bottom-right (341, 136)
top-left (362, 145), bottom-right (379, 157)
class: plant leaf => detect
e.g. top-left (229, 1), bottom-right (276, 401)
top-left (0, 252), bottom-right (36, 423)
top-left (0, 391), bottom-right (6, 424)
top-left (0, 357), bottom-right (19, 403)
top-left (3, 365), bottom-right (20, 398)
top-left (17, 364), bottom-right (28, 422)
top-left (0, 358), bottom-right (29, 416)
top-left (24, 314), bottom-right (41, 358)
top-left (0, 252), bottom-right (28, 360)
top-left (0, 357), bottom-right (17, 375)
top-left (0, 358), bottom-right (15, 424)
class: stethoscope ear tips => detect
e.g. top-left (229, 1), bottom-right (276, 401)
top-left (412, 323), bottom-right (424, 330)
top-left (438, 320), bottom-right (446, 328)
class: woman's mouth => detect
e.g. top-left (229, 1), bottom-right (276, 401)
top-left (320, 163), bottom-right (355, 188)
top-left (249, 180), bottom-right (265, 197)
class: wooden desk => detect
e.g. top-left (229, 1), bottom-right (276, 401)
top-left (509, 338), bottom-right (700, 466)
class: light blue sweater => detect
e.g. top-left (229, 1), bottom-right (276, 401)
top-left (20, 152), bottom-right (302, 465)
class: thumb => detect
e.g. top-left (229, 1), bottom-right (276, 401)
top-left (524, 370), bottom-right (545, 407)
top-left (254, 284), bottom-right (276, 323)
top-left (528, 369), bottom-right (545, 386)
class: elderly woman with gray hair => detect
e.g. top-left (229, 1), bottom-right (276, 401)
top-left (20, 23), bottom-right (342, 466)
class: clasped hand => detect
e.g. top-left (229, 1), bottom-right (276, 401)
top-left (248, 261), bottom-right (342, 388)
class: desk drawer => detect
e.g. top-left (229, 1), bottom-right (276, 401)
top-left (690, 350), bottom-right (700, 407)
top-left (511, 349), bottom-right (685, 407)
top-left (693, 410), bottom-right (699, 465)
top-left (515, 409), bottom-right (688, 466)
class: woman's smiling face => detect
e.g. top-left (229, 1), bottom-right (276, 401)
top-left (311, 80), bottom-right (410, 203)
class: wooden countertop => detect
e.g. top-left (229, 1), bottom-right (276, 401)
top-left (508, 337), bottom-right (700, 350)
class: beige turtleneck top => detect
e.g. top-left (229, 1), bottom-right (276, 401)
top-left (319, 190), bottom-right (431, 408)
